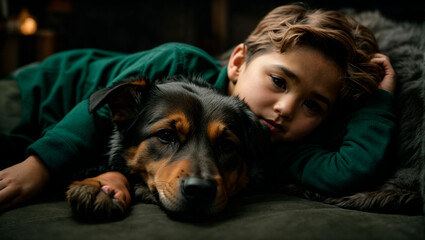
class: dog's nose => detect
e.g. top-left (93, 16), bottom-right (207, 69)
top-left (181, 177), bottom-right (217, 204)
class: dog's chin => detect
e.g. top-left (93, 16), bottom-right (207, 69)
top-left (157, 198), bottom-right (224, 222)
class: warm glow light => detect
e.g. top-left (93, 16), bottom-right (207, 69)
top-left (20, 17), bottom-right (37, 35)
top-left (18, 8), bottom-right (37, 35)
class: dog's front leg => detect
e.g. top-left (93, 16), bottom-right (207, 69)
top-left (66, 171), bottom-right (131, 221)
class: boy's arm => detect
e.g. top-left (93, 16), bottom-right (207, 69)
top-left (27, 99), bottom-right (111, 184)
top-left (0, 155), bottom-right (49, 212)
top-left (277, 89), bottom-right (395, 195)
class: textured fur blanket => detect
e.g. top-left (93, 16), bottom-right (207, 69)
top-left (355, 11), bottom-right (425, 213)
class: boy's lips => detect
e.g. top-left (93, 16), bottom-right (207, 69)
top-left (261, 119), bottom-right (284, 133)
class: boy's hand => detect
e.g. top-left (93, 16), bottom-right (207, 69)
top-left (67, 171), bottom-right (131, 220)
top-left (0, 155), bottom-right (50, 212)
top-left (371, 53), bottom-right (396, 94)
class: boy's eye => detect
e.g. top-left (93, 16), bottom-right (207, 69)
top-left (271, 76), bottom-right (286, 90)
top-left (304, 100), bottom-right (323, 114)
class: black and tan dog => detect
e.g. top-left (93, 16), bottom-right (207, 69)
top-left (66, 76), bottom-right (266, 221)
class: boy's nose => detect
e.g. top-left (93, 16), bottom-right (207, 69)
top-left (274, 95), bottom-right (296, 120)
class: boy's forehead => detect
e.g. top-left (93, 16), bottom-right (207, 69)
top-left (261, 47), bottom-right (342, 77)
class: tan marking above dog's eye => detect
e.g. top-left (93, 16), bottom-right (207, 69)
top-left (150, 112), bottom-right (190, 141)
top-left (207, 120), bottom-right (226, 143)
top-left (207, 120), bottom-right (240, 148)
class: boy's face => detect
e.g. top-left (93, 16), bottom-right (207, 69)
top-left (227, 44), bottom-right (342, 142)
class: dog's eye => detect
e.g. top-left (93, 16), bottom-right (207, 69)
top-left (218, 139), bottom-right (238, 153)
top-left (156, 129), bottom-right (178, 144)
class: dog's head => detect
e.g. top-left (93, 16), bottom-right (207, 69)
top-left (89, 76), bottom-right (267, 218)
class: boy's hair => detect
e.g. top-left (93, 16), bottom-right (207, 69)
top-left (244, 4), bottom-right (381, 103)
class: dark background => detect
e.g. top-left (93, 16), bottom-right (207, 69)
top-left (1, 0), bottom-right (424, 77)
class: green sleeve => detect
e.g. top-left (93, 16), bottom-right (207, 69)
top-left (27, 100), bottom-right (113, 183)
top-left (16, 43), bottom-right (221, 185)
top-left (274, 90), bottom-right (396, 195)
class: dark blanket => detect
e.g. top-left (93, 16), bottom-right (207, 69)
top-left (353, 10), bottom-right (425, 208)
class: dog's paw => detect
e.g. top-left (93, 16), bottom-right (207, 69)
top-left (66, 179), bottom-right (126, 221)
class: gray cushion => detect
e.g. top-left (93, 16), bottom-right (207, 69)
top-left (1, 193), bottom-right (423, 240)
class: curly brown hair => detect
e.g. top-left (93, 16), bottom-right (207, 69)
top-left (243, 4), bottom-right (382, 103)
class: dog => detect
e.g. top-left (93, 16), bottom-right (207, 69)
top-left (283, 11), bottom-right (425, 215)
top-left (66, 76), bottom-right (267, 221)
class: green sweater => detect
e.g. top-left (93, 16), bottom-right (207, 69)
top-left (269, 90), bottom-right (395, 195)
top-left (12, 42), bottom-right (395, 195)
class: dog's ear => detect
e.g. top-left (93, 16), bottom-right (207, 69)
top-left (89, 78), bottom-right (151, 124)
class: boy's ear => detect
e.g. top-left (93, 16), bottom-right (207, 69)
top-left (89, 77), bottom-right (150, 124)
top-left (227, 43), bottom-right (246, 84)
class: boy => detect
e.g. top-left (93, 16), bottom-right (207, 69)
top-left (0, 4), bottom-right (396, 212)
